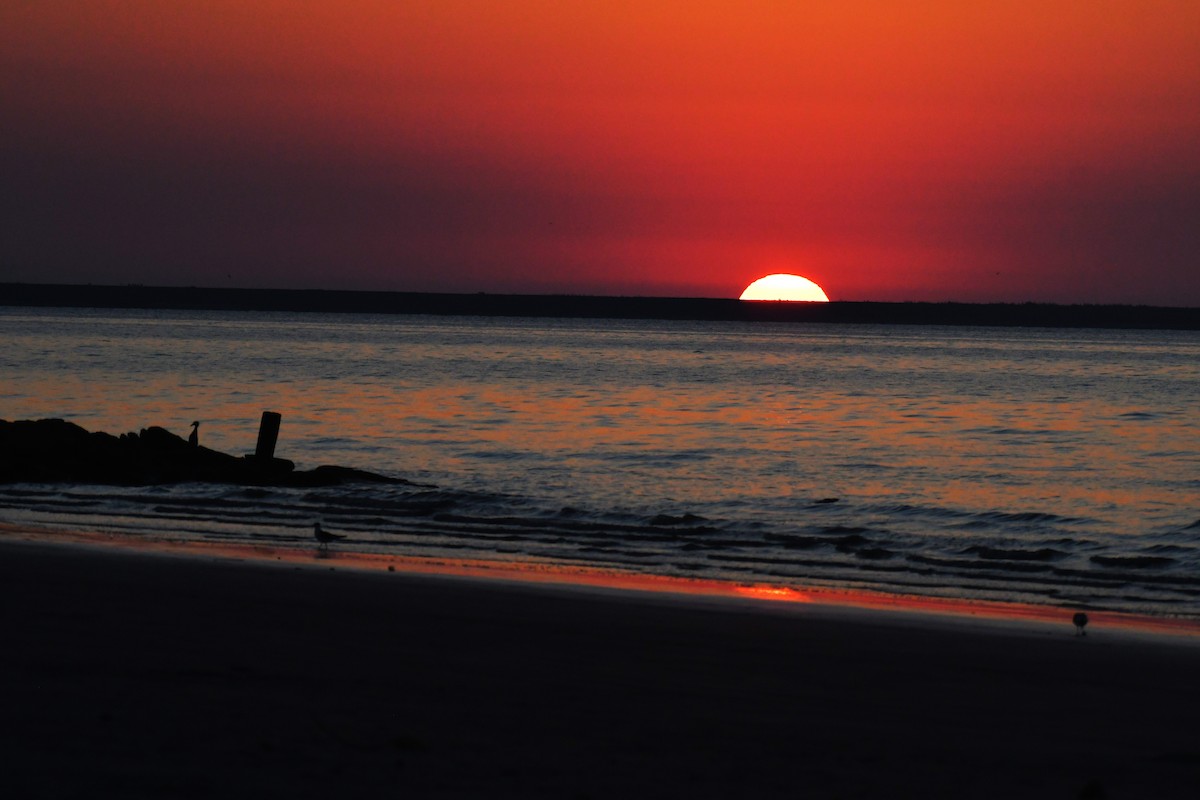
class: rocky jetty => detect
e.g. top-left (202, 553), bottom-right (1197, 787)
top-left (0, 419), bottom-right (411, 488)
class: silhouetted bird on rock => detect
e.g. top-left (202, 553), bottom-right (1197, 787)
top-left (188, 421), bottom-right (199, 448)
top-left (1073, 612), bottom-right (1089, 636)
top-left (314, 522), bottom-right (346, 551)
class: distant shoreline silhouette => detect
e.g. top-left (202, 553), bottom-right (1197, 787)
top-left (3, 282), bottom-right (1199, 330)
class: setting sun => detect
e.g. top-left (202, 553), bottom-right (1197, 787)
top-left (739, 274), bottom-right (830, 302)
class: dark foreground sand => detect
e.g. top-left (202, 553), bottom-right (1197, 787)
top-left (3, 539), bottom-right (1199, 799)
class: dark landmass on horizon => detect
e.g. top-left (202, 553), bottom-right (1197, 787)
top-left (3, 282), bottom-right (1199, 330)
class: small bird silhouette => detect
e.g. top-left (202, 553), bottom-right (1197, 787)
top-left (314, 522), bottom-right (346, 551)
top-left (188, 421), bottom-right (199, 448)
top-left (1073, 612), bottom-right (1089, 636)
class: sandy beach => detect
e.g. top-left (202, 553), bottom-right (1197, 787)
top-left (3, 534), bottom-right (1199, 799)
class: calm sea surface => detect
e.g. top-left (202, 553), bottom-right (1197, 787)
top-left (2, 307), bottom-right (1198, 617)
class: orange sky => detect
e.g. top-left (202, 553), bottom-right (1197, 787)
top-left (2, 2), bottom-right (1198, 303)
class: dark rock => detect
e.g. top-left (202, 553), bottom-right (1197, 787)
top-left (0, 419), bottom-right (416, 488)
top-left (296, 465), bottom-right (410, 487)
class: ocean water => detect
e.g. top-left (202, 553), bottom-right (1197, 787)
top-left (2, 307), bottom-right (1198, 617)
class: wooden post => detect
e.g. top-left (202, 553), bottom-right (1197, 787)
top-left (255, 411), bottom-right (282, 460)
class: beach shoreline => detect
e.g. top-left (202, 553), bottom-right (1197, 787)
top-left (4, 525), bottom-right (1200, 798)
top-left (4, 522), bottom-right (1198, 641)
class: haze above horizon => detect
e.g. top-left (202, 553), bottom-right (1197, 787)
top-left (2, 2), bottom-right (1197, 305)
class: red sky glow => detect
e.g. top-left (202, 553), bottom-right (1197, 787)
top-left (2, 2), bottom-right (1198, 303)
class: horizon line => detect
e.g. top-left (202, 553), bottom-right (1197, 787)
top-left (3, 280), bottom-right (1199, 310)
top-left (2, 282), bottom-right (1199, 330)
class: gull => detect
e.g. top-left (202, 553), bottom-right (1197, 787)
top-left (314, 522), bottom-right (347, 551)
top-left (188, 420), bottom-right (200, 448)
top-left (1073, 612), bottom-right (1089, 636)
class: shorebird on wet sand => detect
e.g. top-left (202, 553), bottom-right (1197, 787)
top-left (1073, 612), bottom-right (1089, 636)
top-left (314, 522), bottom-right (346, 551)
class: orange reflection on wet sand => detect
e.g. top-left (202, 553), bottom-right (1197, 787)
top-left (734, 584), bottom-right (812, 602)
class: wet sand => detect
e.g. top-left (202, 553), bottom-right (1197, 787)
top-left (3, 536), bottom-right (1199, 798)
